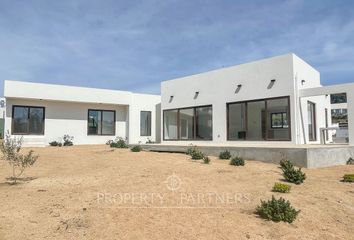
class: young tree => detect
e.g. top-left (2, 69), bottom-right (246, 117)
top-left (0, 131), bottom-right (38, 184)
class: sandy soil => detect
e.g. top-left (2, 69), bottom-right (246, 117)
top-left (0, 145), bottom-right (353, 240)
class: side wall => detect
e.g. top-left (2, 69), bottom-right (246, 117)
top-left (293, 55), bottom-right (332, 144)
top-left (128, 94), bottom-right (161, 144)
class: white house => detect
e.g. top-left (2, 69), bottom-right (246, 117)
top-left (3, 53), bottom-right (354, 147)
top-left (4, 81), bottom-right (161, 146)
top-left (161, 53), bottom-right (333, 145)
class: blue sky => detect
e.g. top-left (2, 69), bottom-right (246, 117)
top-left (0, 0), bottom-right (353, 95)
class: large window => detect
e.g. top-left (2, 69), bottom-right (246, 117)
top-left (308, 101), bottom-right (316, 141)
top-left (88, 110), bottom-right (115, 135)
top-left (12, 106), bottom-right (45, 135)
top-left (227, 97), bottom-right (291, 141)
top-left (163, 105), bottom-right (212, 140)
top-left (140, 111), bottom-right (152, 136)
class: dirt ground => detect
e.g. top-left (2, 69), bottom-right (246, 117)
top-left (0, 145), bottom-right (353, 240)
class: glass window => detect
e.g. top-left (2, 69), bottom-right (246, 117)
top-left (267, 97), bottom-right (290, 140)
top-left (88, 110), bottom-right (115, 135)
top-left (140, 111), bottom-right (152, 136)
top-left (179, 108), bottom-right (194, 140)
top-left (164, 110), bottom-right (178, 140)
top-left (102, 111), bottom-right (115, 135)
top-left (227, 97), bottom-right (291, 141)
top-left (13, 106), bottom-right (44, 135)
top-left (308, 101), bottom-right (316, 141)
top-left (247, 100), bottom-right (266, 141)
top-left (228, 103), bottom-right (246, 140)
top-left (195, 106), bottom-right (212, 140)
top-left (163, 105), bottom-right (213, 140)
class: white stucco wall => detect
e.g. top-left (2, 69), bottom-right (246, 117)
top-left (161, 54), bottom-right (297, 144)
top-left (161, 53), bottom-right (331, 145)
top-left (5, 98), bottom-right (128, 146)
top-left (128, 93), bottom-right (161, 144)
top-left (4, 81), bottom-right (161, 146)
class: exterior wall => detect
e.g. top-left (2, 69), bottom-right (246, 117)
top-left (128, 93), bottom-right (161, 144)
top-left (298, 95), bottom-right (332, 144)
top-left (5, 98), bottom-right (128, 146)
top-left (161, 53), bottom-right (298, 144)
top-left (4, 81), bottom-right (161, 146)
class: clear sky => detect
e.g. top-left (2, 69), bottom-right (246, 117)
top-left (0, 0), bottom-right (353, 95)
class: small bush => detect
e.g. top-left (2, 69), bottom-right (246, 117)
top-left (106, 140), bottom-right (114, 145)
top-left (0, 132), bottom-right (39, 184)
top-left (230, 156), bottom-right (245, 166)
top-left (110, 138), bottom-right (128, 148)
top-left (219, 150), bottom-right (231, 160)
top-left (280, 159), bottom-right (293, 171)
top-left (131, 145), bottom-right (142, 152)
top-left (347, 158), bottom-right (354, 165)
top-left (49, 141), bottom-right (62, 147)
top-left (186, 146), bottom-right (197, 156)
top-left (191, 149), bottom-right (205, 160)
top-left (343, 174), bottom-right (354, 183)
top-left (203, 156), bottom-right (211, 164)
top-left (63, 135), bottom-right (74, 146)
top-left (280, 159), bottom-right (306, 185)
top-left (272, 182), bottom-right (291, 193)
top-left (256, 196), bottom-right (300, 223)
top-left (282, 166), bottom-right (306, 185)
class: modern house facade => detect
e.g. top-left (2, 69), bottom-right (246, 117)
top-left (3, 53), bottom-right (354, 149)
top-left (161, 53), bottom-right (332, 145)
top-left (4, 81), bottom-right (161, 146)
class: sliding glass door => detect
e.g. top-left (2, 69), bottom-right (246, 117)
top-left (163, 105), bottom-right (212, 140)
top-left (227, 96), bottom-right (291, 141)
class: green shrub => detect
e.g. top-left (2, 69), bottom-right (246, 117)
top-left (191, 149), bottom-right (205, 160)
top-left (186, 146), bottom-right (197, 156)
top-left (343, 174), bottom-right (354, 182)
top-left (49, 141), bottom-right (62, 147)
top-left (280, 159), bottom-right (306, 185)
top-left (347, 158), bottom-right (354, 165)
top-left (203, 156), bottom-right (211, 164)
top-left (272, 182), bottom-right (291, 193)
top-left (0, 132), bottom-right (39, 184)
top-left (110, 138), bottom-right (128, 148)
top-left (131, 145), bottom-right (142, 152)
top-left (256, 196), bottom-right (300, 223)
top-left (63, 135), bottom-right (74, 146)
top-left (282, 165), bottom-right (306, 185)
top-left (280, 159), bottom-right (293, 171)
top-left (230, 156), bottom-right (245, 166)
top-left (219, 150), bottom-right (231, 160)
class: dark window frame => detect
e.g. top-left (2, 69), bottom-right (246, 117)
top-left (140, 111), bottom-right (152, 136)
top-left (226, 96), bottom-right (291, 141)
top-left (163, 104), bottom-right (213, 141)
top-left (12, 105), bottom-right (45, 135)
top-left (270, 112), bottom-right (288, 129)
top-left (87, 109), bottom-right (116, 136)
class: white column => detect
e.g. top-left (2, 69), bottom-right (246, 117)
top-left (347, 91), bottom-right (354, 146)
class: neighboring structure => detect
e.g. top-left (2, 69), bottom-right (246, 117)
top-left (4, 81), bottom-right (160, 146)
top-left (3, 53), bottom-right (354, 148)
top-left (161, 53), bottom-right (333, 145)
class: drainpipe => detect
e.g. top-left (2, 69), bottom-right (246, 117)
top-left (295, 72), bottom-right (307, 144)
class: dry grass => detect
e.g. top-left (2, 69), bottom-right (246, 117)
top-left (0, 145), bottom-right (353, 240)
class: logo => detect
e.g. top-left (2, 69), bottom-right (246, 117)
top-left (164, 173), bottom-right (182, 191)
